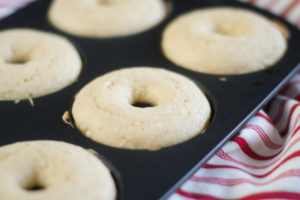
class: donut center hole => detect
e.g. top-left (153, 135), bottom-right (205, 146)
top-left (215, 26), bottom-right (231, 36)
top-left (26, 184), bottom-right (45, 191)
top-left (214, 23), bottom-right (246, 36)
top-left (132, 101), bottom-right (156, 108)
top-left (24, 180), bottom-right (45, 191)
top-left (97, 0), bottom-right (112, 5)
top-left (6, 56), bottom-right (28, 64)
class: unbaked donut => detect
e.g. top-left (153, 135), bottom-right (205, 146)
top-left (48, 0), bottom-right (167, 38)
top-left (161, 7), bottom-right (287, 74)
top-left (0, 140), bottom-right (116, 200)
top-left (71, 67), bottom-right (211, 150)
top-left (0, 29), bottom-right (81, 101)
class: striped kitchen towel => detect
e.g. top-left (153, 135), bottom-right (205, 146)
top-left (0, 0), bottom-right (34, 20)
top-left (170, 0), bottom-right (300, 199)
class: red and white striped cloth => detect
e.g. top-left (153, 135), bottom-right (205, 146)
top-left (0, 0), bottom-right (34, 20)
top-left (170, 0), bottom-right (300, 199)
top-left (0, 0), bottom-right (300, 199)
top-left (171, 73), bottom-right (300, 199)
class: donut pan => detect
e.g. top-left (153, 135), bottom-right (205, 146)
top-left (0, 0), bottom-right (299, 199)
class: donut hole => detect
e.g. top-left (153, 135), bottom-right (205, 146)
top-left (214, 23), bottom-right (247, 36)
top-left (6, 55), bottom-right (29, 64)
top-left (214, 26), bottom-right (231, 36)
top-left (24, 181), bottom-right (45, 192)
top-left (22, 175), bottom-right (45, 192)
top-left (97, 0), bottom-right (113, 5)
top-left (130, 92), bottom-right (157, 108)
top-left (132, 101), bottom-right (156, 108)
top-left (26, 184), bottom-right (45, 191)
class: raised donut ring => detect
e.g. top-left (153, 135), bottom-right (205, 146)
top-left (0, 140), bottom-right (116, 200)
top-left (48, 0), bottom-right (167, 38)
top-left (161, 7), bottom-right (287, 74)
top-left (0, 29), bottom-right (81, 101)
top-left (71, 67), bottom-right (211, 150)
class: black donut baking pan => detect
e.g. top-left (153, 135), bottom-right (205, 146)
top-left (0, 0), bottom-right (299, 199)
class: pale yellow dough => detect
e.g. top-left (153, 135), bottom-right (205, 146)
top-left (72, 67), bottom-right (211, 150)
top-left (162, 7), bottom-right (287, 74)
top-left (0, 140), bottom-right (116, 200)
top-left (48, 0), bottom-right (167, 38)
top-left (0, 29), bottom-right (81, 101)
